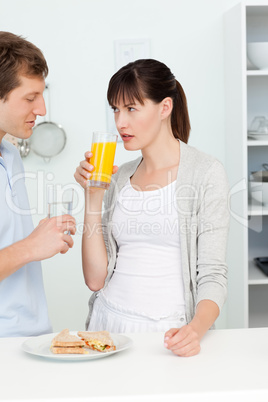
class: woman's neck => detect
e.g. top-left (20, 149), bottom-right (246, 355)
top-left (141, 133), bottom-right (180, 173)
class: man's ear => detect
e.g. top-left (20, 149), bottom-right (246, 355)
top-left (160, 97), bottom-right (173, 119)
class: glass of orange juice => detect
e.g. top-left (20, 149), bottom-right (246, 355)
top-left (87, 131), bottom-right (118, 189)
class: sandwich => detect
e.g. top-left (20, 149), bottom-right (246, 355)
top-left (51, 328), bottom-right (87, 354)
top-left (78, 330), bottom-right (116, 352)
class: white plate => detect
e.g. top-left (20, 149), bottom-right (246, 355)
top-left (21, 332), bottom-right (133, 361)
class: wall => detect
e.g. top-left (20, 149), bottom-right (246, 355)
top-left (1, 0), bottom-right (241, 331)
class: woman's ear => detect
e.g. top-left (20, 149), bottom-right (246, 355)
top-left (160, 97), bottom-right (173, 119)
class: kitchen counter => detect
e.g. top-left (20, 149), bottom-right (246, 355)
top-left (1, 328), bottom-right (268, 402)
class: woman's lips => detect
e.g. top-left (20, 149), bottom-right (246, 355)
top-left (121, 134), bottom-right (134, 142)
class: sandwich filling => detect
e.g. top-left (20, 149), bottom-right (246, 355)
top-left (78, 331), bottom-right (116, 352)
top-left (84, 339), bottom-right (112, 351)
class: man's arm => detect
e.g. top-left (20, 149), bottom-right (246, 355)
top-left (0, 215), bottom-right (76, 281)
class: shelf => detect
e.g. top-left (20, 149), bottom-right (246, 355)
top-left (247, 70), bottom-right (268, 76)
top-left (225, 1), bottom-right (268, 328)
top-left (248, 200), bottom-right (268, 215)
top-left (248, 140), bottom-right (268, 146)
top-left (249, 260), bottom-right (268, 285)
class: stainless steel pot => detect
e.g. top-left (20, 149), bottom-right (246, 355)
top-left (251, 164), bottom-right (268, 182)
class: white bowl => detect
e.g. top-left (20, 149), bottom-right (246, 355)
top-left (249, 180), bottom-right (268, 205)
top-left (247, 42), bottom-right (268, 70)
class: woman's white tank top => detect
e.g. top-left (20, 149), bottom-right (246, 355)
top-left (102, 179), bottom-right (186, 320)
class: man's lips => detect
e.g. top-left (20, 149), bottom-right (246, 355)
top-left (26, 120), bottom-right (36, 128)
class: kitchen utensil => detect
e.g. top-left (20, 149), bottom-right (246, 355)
top-left (30, 122), bottom-right (66, 161)
top-left (29, 84), bottom-right (67, 162)
top-left (251, 164), bottom-right (268, 182)
top-left (249, 179), bottom-right (268, 205)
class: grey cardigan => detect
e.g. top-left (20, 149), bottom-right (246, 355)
top-left (85, 141), bottom-right (229, 329)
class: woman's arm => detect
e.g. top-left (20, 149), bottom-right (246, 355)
top-left (165, 160), bottom-right (229, 357)
top-left (74, 151), bottom-right (118, 291)
top-left (195, 159), bottom-right (229, 311)
top-left (164, 300), bottom-right (219, 357)
top-left (82, 188), bottom-right (108, 291)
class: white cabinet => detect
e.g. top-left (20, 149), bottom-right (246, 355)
top-left (225, 2), bottom-right (268, 328)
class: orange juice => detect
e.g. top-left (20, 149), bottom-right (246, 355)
top-left (89, 141), bottom-right (117, 188)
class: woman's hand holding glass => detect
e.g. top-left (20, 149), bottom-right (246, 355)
top-left (74, 151), bottom-right (118, 191)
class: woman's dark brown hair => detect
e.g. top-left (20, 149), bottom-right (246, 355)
top-left (0, 31), bottom-right (48, 100)
top-left (107, 59), bottom-right (190, 143)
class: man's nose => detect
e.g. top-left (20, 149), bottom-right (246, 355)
top-left (33, 96), bottom-right (46, 117)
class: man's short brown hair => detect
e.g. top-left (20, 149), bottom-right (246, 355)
top-left (0, 31), bottom-right (48, 100)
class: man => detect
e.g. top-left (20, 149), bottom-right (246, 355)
top-left (0, 31), bottom-right (76, 337)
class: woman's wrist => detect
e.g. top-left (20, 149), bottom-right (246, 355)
top-left (188, 317), bottom-right (204, 340)
top-left (84, 187), bottom-right (105, 214)
top-left (189, 300), bottom-right (220, 339)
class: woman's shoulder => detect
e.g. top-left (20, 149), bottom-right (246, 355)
top-left (178, 141), bottom-right (228, 189)
top-left (180, 141), bottom-right (217, 164)
top-left (180, 141), bottom-right (225, 173)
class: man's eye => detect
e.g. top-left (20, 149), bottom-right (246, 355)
top-left (26, 98), bottom-right (35, 102)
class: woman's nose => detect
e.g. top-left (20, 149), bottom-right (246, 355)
top-left (116, 112), bottom-right (128, 130)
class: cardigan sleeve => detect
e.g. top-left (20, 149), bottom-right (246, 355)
top-left (195, 159), bottom-right (230, 311)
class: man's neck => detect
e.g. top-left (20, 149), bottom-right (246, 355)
top-left (0, 132), bottom-right (7, 157)
top-left (0, 132), bottom-right (6, 144)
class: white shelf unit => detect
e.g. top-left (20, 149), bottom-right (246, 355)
top-left (247, 140), bottom-right (268, 146)
top-left (225, 1), bottom-right (268, 328)
top-left (247, 70), bottom-right (268, 76)
top-left (248, 200), bottom-right (268, 216)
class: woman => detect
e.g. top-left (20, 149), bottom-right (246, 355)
top-left (74, 59), bottom-right (229, 357)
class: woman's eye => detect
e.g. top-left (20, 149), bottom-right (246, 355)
top-left (128, 107), bottom-right (135, 112)
top-left (112, 107), bottom-right (119, 113)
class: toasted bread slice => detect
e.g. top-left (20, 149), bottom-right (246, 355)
top-left (51, 329), bottom-right (85, 347)
top-left (51, 346), bottom-right (87, 354)
top-left (78, 330), bottom-right (116, 352)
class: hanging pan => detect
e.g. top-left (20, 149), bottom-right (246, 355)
top-left (30, 121), bottom-right (66, 162)
top-left (29, 84), bottom-right (67, 162)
